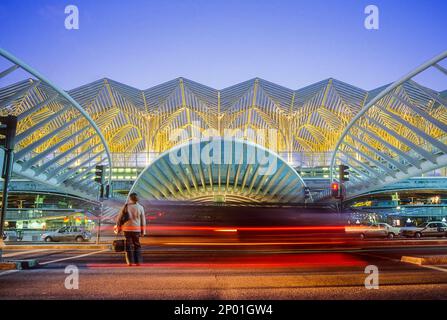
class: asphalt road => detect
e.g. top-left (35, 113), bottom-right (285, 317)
top-left (2, 206), bottom-right (446, 300)
top-left (2, 238), bottom-right (447, 299)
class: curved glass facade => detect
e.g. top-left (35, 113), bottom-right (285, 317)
top-left (129, 138), bottom-right (308, 204)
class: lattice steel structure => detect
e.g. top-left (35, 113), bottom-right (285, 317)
top-left (0, 48), bottom-right (112, 200)
top-left (66, 77), bottom-right (367, 161)
top-left (331, 51), bottom-right (447, 199)
top-left (1, 46), bottom-right (446, 204)
top-left (129, 138), bottom-right (309, 204)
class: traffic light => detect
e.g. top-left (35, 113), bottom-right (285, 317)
top-left (304, 187), bottom-right (311, 199)
top-left (0, 115), bottom-right (17, 150)
top-left (331, 182), bottom-right (340, 198)
top-left (339, 164), bottom-right (349, 182)
top-left (94, 165), bottom-right (105, 184)
top-left (95, 165), bottom-right (105, 198)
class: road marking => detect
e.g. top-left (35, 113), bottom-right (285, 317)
top-left (38, 249), bottom-right (108, 265)
top-left (0, 250), bottom-right (108, 277)
top-left (0, 270), bottom-right (19, 277)
top-left (2, 249), bottom-right (49, 258)
top-left (418, 265), bottom-right (447, 273)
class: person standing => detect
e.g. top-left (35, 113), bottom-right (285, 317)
top-left (116, 193), bottom-right (146, 266)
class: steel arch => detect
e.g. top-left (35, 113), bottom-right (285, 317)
top-left (0, 48), bottom-right (112, 199)
top-left (330, 51), bottom-right (447, 198)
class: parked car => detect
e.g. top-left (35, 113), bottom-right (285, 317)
top-left (346, 222), bottom-right (401, 239)
top-left (41, 226), bottom-right (92, 242)
top-left (2, 230), bottom-right (23, 241)
top-left (400, 221), bottom-right (447, 238)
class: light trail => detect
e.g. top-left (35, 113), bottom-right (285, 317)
top-left (101, 225), bottom-right (346, 232)
top-left (163, 241), bottom-right (346, 246)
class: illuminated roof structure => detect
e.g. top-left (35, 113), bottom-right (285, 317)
top-left (332, 51), bottom-right (447, 199)
top-left (1, 46), bottom-right (446, 204)
top-left (129, 138), bottom-right (309, 204)
top-left (66, 77), bottom-right (366, 157)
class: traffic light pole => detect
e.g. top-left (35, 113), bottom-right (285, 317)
top-left (0, 116), bottom-right (17, 261)
top-left (0, 148), bottom-right (14, 261)
top-left (338, 165), bottom-right (349, 214)
top-left (94, 166), bottom-right (105, 244)
top-left (337, 183), bottom-right (344, 213)
top-left (96, 199), bottom-right (103, 245)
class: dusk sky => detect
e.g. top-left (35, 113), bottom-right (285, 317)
top-left (0, 0), bottom-right (446, 91)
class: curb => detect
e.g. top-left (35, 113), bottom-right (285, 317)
top-left (401, 255), bottom-right (447, 265)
